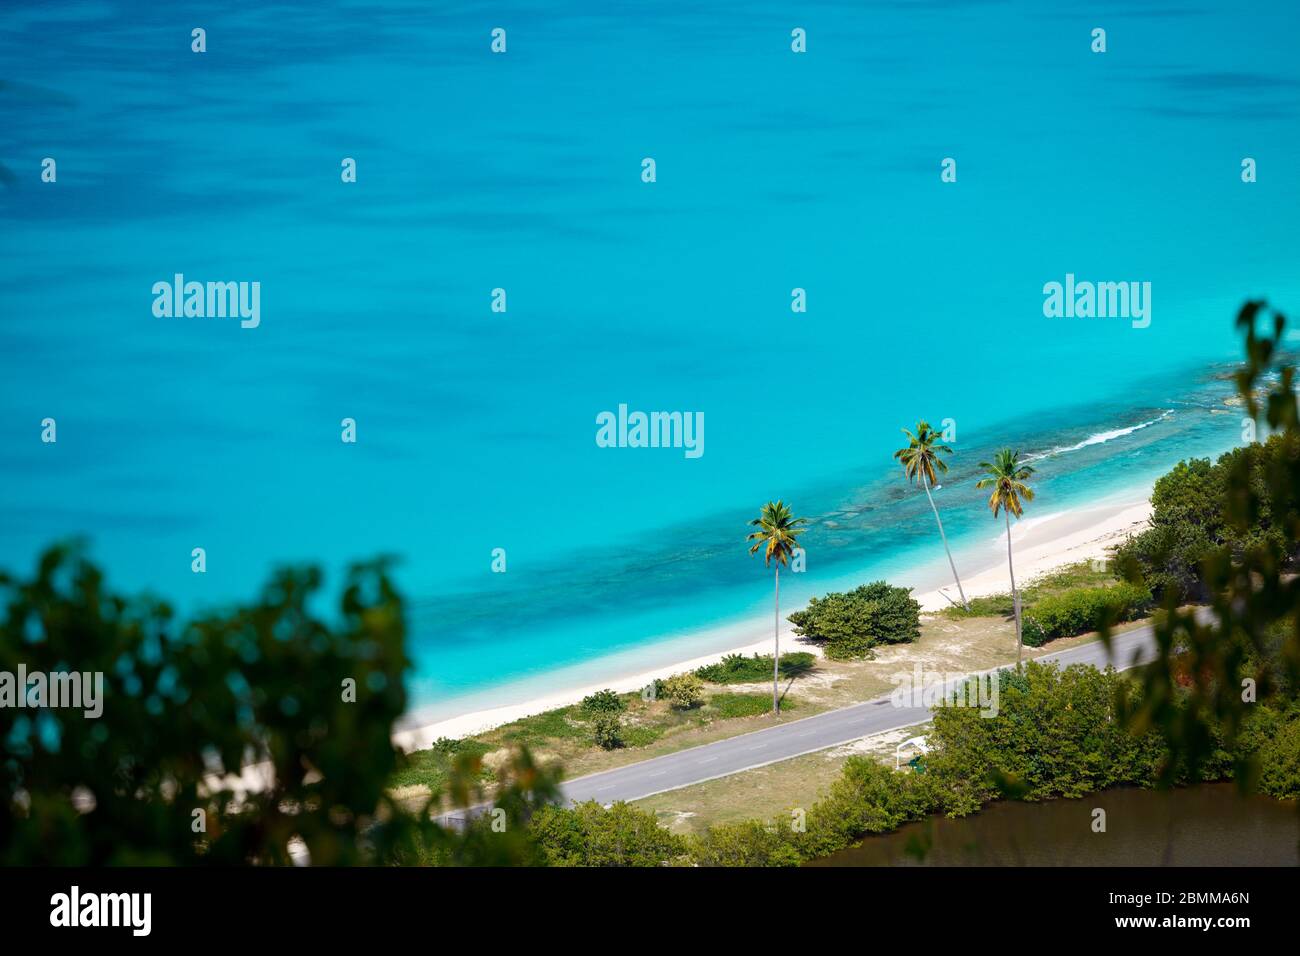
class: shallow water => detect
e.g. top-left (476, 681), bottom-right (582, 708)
top-left (810, 783), bottom-right (1300, 866)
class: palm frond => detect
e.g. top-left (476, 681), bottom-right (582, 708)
top-left (745, 500), bottom-right (807, 567)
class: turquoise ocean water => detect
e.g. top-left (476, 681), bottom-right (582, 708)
top-left (2, 1), bottom-right (1298, 722)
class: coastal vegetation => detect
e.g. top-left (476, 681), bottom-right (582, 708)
top-left (592, 711), bottom-right (625, 749)
top-left (661, 672), bottom-right (705, 709)
top-left (1021, 581), bottom-right (1152, 647)
top-left (1110, 301), bottom-right (1300, 789)
top-left (937, 561), bottom-right (1154, 650)
top-left (389, 682), bottom-right (809, 795)
top-left (695, 651), bottom-right (816, 683)
top-left (530, 800), bottom-right (689, 866)
top-left (941, 560), bottom-right (1116, 619)
top-left (1114, 433), bottom-right (1300, 603)
top-left (580, 689), bottom-right (625, 715)
top-left (395, 737), bottom-right (495, 794)
top-left (787, 581), bottom-right (921, 660)
top-left (450, 656), bottom-right (1300, 867)
top-left (548, 659), bottom-right (1300, 866)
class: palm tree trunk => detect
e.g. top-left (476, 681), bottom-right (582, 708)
top-left (1005, 510), bottom-right (1021, 666)
top-left (923, 474), bottom-right (968, 610)
top-left (773, 565), bottom-right (780, 715)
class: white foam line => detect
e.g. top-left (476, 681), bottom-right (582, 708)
top-left (1025, 409), bottom-right (1173, 462)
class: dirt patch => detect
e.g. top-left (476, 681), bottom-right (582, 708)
top-left (637, 722), bottom-right (935, 835)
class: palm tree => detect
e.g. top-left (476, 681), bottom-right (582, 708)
top-left (747, 500), bottom-right (808, 715)
top-left (893, 421), bottom-right (968, 610)
top-left (975, 449), bottom-right (1036, 665)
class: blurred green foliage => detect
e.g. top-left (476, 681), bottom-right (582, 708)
top-left (1111, 300), bottom-right (1300, 786)
top-left (0, 546), bottom-right (559, 865)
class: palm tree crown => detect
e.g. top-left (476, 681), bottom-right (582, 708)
top-left (893, 420), bottom-right (952, 488)
top-left (976, 449), bottom-right (1035, 518)
top-left (747, 500), bottom-right (807, 567)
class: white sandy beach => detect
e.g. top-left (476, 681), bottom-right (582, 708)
top-left (392, 495), bottom-right (1153, 752)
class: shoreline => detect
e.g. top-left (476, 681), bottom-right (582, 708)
top-left (392, 493), bottom-right (1153, 752)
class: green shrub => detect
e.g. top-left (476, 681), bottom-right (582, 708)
top-left (695, 651), bottom-right (816, 684)
top-left (500, 707), bottom-right (587, 746)
top-left (945, 592), bottom-right (1016, 619)
top-left (691, 819), bottom-right (802, 867)
top-left (707, 692), bottom-right (793, 718)
top-left (923, 661), bottom-right (1179, 814)
top-left (530, 801), bottom-right (687, 866)
top-left (1113, 521), bottom-right (1217, 603)
top-left (661, 673), bottom-right (705, 709)
top-left (1022, 582), bottom-right (1152, 647)
top-left (1248, 707), bottom-right (1300, 800)
top-left (799, 756), bottom-right (939, 858)
top-left (691, 756), bottom-right (939, 864)
top-left (787, 581), bottom-right (920, 660)
top-left (1115, 437), bottom-right (1300, 600)
top-left (580, 688), bottom-right (626, 715)
top-left (777, 651), bottom-right (818, 678)
top-left (591, 711), bottom-right (623, 749)
top-left (620, 723), bottom-right (665, 748)
top-left (389, 738), bottom-right (493, 791)
top-left (943, 561), bottom-right (1118, 620)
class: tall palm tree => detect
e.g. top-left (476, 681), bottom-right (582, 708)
top-left (975, 449), bottom-right (1035, 665)
top-left (893, 421), bottom-right (968, 610)
top-left (747, 500), bottom-right (808, 715)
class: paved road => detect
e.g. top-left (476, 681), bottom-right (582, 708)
top-left (553, 624), bottom-right (1162, 807)
top-left (440, 623), bottom-right (1164, 825)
